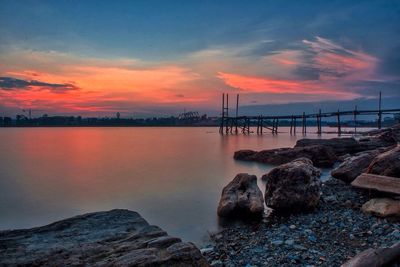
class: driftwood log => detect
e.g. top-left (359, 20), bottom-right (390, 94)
top-left (351, 173), bottom-right (400, 195)
top-left (341, 242), bottom-right (400, 267)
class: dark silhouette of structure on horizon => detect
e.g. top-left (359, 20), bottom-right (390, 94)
top-left (1, 92), bottom-right (400, 130)
top-left (0, 111), bottom-right (215, 127)
top-left (219, 92), bottom-right (400, 135)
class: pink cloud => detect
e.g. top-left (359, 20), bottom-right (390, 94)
top-left (216, 71), bottom-right (359, 99)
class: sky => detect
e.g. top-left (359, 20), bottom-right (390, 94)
top-left (0, 0), bottom-right (399, 117)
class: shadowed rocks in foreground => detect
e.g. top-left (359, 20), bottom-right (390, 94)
top-left (217, 173), bottom-right (264, 218)
top-left (331, 145), bottom-right (399, 183)
top-left (331, 148), bottom-right (388, 183)
top-left (0, 209), bottom-right (209, 266)
top-left (263, 158), bottom-right (322, 213)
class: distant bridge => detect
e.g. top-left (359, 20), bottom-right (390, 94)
top-left (219, 93), bottom-right (400, 135)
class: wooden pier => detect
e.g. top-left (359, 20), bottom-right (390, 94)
top-left (219, 93), bottom-right (400, 135)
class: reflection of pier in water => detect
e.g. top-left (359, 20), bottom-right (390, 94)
top-left (219, 92), bottom-right (400, 135)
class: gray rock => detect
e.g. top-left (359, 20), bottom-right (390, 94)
top-left (0, 209), bottom-right (209, 266)
top-left (217, 173), bottom-right (264, 217)
top-left (264, 158), bottom-right (322, 212)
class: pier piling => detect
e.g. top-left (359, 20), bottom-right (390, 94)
top-left (218, 92), bottom-right (398, 136)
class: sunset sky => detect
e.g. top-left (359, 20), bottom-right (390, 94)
top-left (0, 0), bottom-right (399, 117)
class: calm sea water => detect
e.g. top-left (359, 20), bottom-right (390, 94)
top-left (0, 127), bottom-right (345, 244)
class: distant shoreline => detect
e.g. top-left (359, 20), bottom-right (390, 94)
top-left (0, 124), bottom-right (393, 128)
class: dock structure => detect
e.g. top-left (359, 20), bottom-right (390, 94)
top-left (219, 92), bottom-right (400, 135)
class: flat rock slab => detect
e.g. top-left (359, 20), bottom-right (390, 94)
top-left (362, 198), bottom-right (400, 217)
top-left (295, 138), bottom-right (363, 156)
top-left (0, 209), bottom-right (209, 266)
top-left (295, 133), bottom-right (397, 156)
top-left (351, 173), bottom-right (400, 195)
top-left (234, 145), bottom-right (337, 167)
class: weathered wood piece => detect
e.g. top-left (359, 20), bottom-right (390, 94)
top-left (341, 242), bottom-right (400, 267)
top-left (351, 173), bottom-right (400, 195)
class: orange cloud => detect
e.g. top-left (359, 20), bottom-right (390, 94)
top-left (0, 50), bottom-right (205, 113)
top-left (0, 37), bottom-right (387, 116)
top-left (217, 72), bottom-right (359, 99)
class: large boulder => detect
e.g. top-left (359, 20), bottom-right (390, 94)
top-left (234, 145), bottom-right (337, 167)
top-left (217, 173), bottom-right (264, 217)
top-left (331, 148), bottom-right (387, 183)
top-left (361, 198), bottom-right (400, 217)
top-left (263, 158), bottom-right (322, 212)
top-left (367, 146), bottom-right (400, 178)
top-left (0, 209), bottom-right (209, 266)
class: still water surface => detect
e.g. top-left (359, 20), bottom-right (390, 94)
top-left (0, 127), bottom-right (338, 244)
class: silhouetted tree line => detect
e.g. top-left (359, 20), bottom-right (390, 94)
top-left (0, 113), bottom-right (398, 127)
top-left (0, 114), bottom-right (217, 127)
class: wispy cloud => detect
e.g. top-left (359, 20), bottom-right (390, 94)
top-left (302, 36), bottom-right (378, 81)
top-left (0, 76), bottom-right (78, 92)
top-left (216, 36), bottom-right (387, 101)
top-left (0, 36), bottom-right (397, 116)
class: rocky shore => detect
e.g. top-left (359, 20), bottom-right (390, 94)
top-left (207, 124), bottom-right (400, 267)
top-left (204, 178), bottom-right (400, 266)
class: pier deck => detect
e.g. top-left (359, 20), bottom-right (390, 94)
top-left (219, 93), bottom-right (400, 135)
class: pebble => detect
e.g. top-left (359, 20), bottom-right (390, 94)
top-left (285, 239), bottom-right (295, 246)
top-left (391, 230), bottom-right (400, 238)
top-left (308, 234), bottom-right (317, 243)
top-left (271, 240), bottom-right (284, 246)
top-left (200, 247), bottom-right (214, 255)
top-left (210, 260), bottom-right (223, 267)
top-left (293, 244), bottom-right (307, 251)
